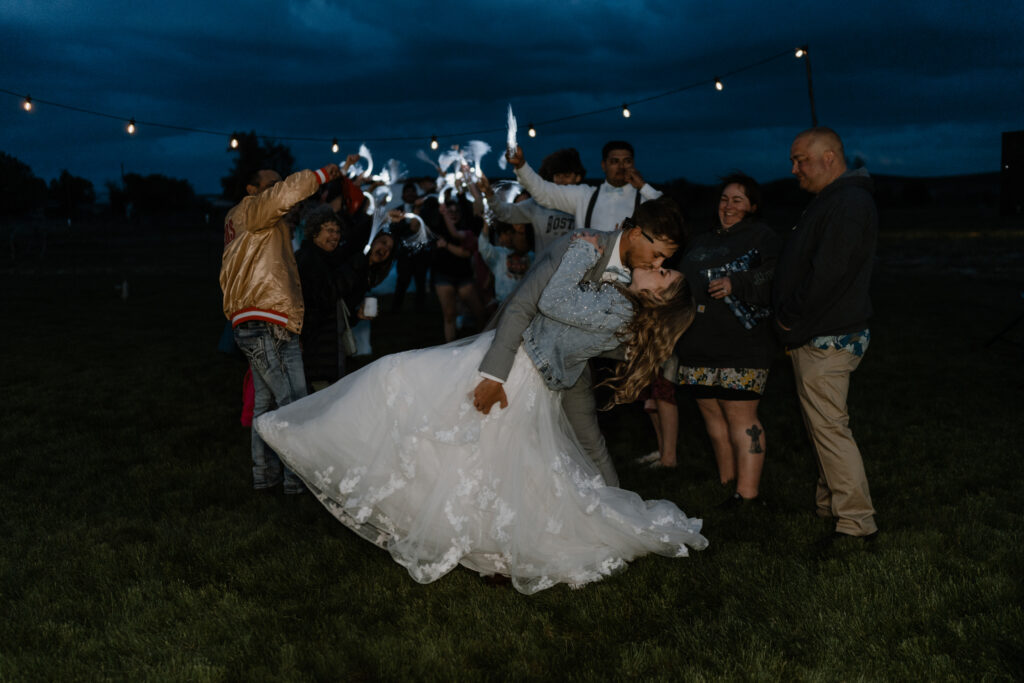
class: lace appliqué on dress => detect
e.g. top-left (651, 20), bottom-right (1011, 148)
top-left (254, 331), bottom-right (707, 594)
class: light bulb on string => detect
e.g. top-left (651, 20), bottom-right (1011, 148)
top-left (1, 44), bottom-right (813, 163)
top-left (331, 138), bottom-right (339, 154)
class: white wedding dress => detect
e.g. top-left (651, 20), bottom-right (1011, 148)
top-left (255, 331), bottom-right (707, 594)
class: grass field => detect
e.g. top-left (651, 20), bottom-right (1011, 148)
top-left (1, 221), bottom-right (1023, 681)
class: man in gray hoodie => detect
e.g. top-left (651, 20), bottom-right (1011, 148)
top-left (482, 148), bottom-right (584, 255)
top-left (774, 127), bottom-right (878, 542)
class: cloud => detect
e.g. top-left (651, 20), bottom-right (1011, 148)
top-left (1, 0), bottom-right (1020, 194)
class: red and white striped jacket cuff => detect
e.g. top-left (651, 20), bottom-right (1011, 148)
top-left (231, 308), bottom-right (289, 327)
top-left (315, 166), bottom-right (331, 184)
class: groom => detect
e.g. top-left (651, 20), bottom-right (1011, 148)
top-left (472, 194), bottom-right (685, 486)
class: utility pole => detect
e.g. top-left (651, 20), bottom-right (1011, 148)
top-left (798, 45), bottom-right (819, 127)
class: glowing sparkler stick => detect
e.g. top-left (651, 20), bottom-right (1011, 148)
top-left (395, 212), bottom-right (434, 251)
top-left (506, 104), bottom-right (518, 156)
top-left (435, 180), bottom-right (453, 205)
top-left (482, 180), bottom-right (523, 224)
top-left (373, 184), bottom-right (392, 207)
top-left (346, 143), bottom-right (373, 179)
top-left (358, 143), bottom-right (373, 177)
top-left (466, 140), bottom-right (490, 180)
top-left (438, 149), bottom-right (461, 174)
top-left (363, 205), bottom-right (389, 255)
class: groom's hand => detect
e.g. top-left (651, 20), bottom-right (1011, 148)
top-left (473, 378), bottom-right (508, 414)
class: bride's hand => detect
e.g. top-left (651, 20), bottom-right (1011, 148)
top-left (473, 378), bottom-right (508, 414)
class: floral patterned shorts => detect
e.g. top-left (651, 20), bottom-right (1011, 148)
top-left (677, 366), bottom-right (769, 395)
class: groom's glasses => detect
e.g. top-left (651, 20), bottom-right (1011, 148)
top-left (623, 217), bottom-right (655, 243)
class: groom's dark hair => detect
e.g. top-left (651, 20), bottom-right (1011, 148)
top-left (633, 196), bottom-right (686, 246)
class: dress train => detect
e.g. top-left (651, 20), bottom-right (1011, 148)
top-left (255, 331), bottom-right (707, 594)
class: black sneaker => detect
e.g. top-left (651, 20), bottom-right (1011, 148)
top-left (255, 482), bottom-right (284, 496)
top-left (717, 492), bottom-right (763, 511)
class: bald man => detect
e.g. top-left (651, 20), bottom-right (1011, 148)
top-left (773, 127), bottom-right (878, 543)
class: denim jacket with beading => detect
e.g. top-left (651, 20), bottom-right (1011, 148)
top-left (521, 239), bottom-right (634, 390)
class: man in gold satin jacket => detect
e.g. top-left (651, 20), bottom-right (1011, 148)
top-left (220, 163), bottom-right (340, 494)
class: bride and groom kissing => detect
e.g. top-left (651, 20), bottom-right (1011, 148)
top-left (256, 195), bottom-right (708, 595)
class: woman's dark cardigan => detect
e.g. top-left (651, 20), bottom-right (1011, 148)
top-left (294, 239), bottom-right (376, 385)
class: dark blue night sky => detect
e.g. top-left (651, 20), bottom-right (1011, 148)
top-left (2, 0), bottom-right (1022, 196)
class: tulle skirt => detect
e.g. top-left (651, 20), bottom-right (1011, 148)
top-left (255, 331), bottom-right (707, 594)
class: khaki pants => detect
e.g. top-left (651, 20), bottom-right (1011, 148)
top-left (791, 345), bottom-right (877, 536)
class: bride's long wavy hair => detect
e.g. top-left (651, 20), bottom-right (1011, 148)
top-left (598, 275), bottom-right (695, 408)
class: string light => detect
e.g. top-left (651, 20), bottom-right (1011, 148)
top-left (527, 123), bottom-right (536, 138)
top-left (229, 136), bottom-right (239, 149)
top-left (0, 44), bottom-right (812, 148)
top-left (331, 138), bottom-right (339, 154)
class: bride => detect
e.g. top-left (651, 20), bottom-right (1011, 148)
top-left (256, 234), bottom-right (708, 594)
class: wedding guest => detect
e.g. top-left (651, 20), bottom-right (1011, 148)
top-left (674, 173), bottom-right (780, 506)
top-left (433, 195), bottom-right (486, 341)
top-left (476, 215), bottom-right (534, 305)
top-left (480, 148), bottom-right (583, 254)
top-left (290, 153), bottom-right (366, 250)
top-left (507, 141), bottom-right (662, 231)
top-left (774, 128), bottom-right (878, 541)
top-left (391, 180), bottom-right (434, 313)
top-left (633, 372), bottom-right (680, 469)
top-left (294, 205), bottom-right (395, 391)
top-left (220, 163), bottom-right (341, 495)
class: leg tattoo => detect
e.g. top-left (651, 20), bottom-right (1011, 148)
top-left (746, 424), bottom-right (763, 454)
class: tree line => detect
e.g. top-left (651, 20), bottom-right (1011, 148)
top-left (1, 131), bottom-right (1003, 227)
top-left (0, 131), bottom-right (294, 222)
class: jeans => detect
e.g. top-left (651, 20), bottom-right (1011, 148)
top-left (233, 321), bottom-right (308, 494)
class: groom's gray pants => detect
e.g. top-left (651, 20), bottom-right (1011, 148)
top-left (563, 364), bottom-right (619, 487)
